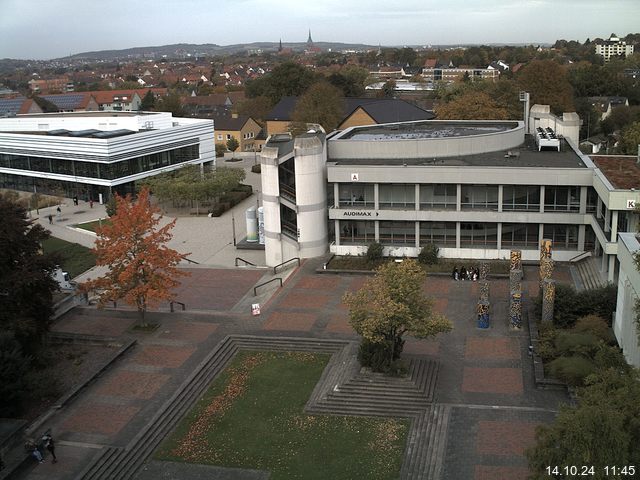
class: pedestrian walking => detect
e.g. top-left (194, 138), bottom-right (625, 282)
top-left (89, 199), bottom-right (94, 208)
top-left (47, 213), bottom-right (53, 224)
top-left (73, 196), bottom-right (78, 206)
top-left (42, 431), bottom-right (57, 464)
top-left (56, 206), bottom-right (61, 219)
top-left (460, 266), bottom-right (467, 281)
top-left (452, 266), bottom-right (459, 281)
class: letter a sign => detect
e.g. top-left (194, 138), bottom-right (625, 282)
top-left (351, 173), bottom-right (359, 181)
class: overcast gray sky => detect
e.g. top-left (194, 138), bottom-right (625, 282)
top-left (1, 0), bottom-right (638, 60)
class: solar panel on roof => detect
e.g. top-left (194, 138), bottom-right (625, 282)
top-left (42, 94), bottom-right (85, 109)
top-left (0, 98), bottom-right (26, 114)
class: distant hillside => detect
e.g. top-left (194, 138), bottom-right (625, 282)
top-left (60, 42), bottom-right (377, 61)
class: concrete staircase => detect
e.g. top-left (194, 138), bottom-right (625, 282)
top-left (306, 355), bottom-right (439, 418)
top-left (574, 257), bottom-right (607, 290)
top-left (400, 404), bottom-right (451, 480)
top-left (75, 336), bottom-right (348, 480)
top-left (75, 336), bottom-right (446, 480)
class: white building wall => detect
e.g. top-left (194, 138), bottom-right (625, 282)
top-left (614, 233), bottom-right (640, 368)
top-left (0, 113), bottom-right (214, 188)
top-left (294, 136), bottom-right (328, 259)
top-left (259, 146), bottom-right (285, 266)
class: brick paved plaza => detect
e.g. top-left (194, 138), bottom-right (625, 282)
top-left (15, 260), bottom-right (572, 480)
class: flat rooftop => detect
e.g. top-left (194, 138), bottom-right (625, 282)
top-left (329, 135), bottom-right (587, 169)
top-left (340, 121), bottom-right (519, 141)
top-left (15, 111), bottom-right (156, 118)
top-left (591, 155), bottom-right (640, 189)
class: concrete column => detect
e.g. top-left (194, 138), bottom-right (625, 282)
top-left (456, 222), bottom-right (461, 249)
top-left (601, 253), bottom-right (607, 273)
top-left (497, 223), bottom-right (502, 250)
top-left (497, 185), bottom-right (503, 213)
top-left (260, 146), bottom-right (283, 267)
top-left (579, 186), bottom-right (587, 214)
top-left (374, 183), bottom-right (379, 210)
top-left (415, 221), bottom-right (420, 248)
top-left (597, 197), bottom-right (603, 219)
top-left (456, 184), bottom-right (461, 212)
top-left (334, 220), bottom-right (341, 246)
top-left (375, 220), bottom-right (380, 242)
top-left (608, 254), bottom-right (616, 283)
top-left (578, 224), bottom-right (586, 251)
top-left (611, 211), bottom-right (619, 241)
top-left (539, 185), bottom-right (545, 213)
top-left (415, 184), bottom-right (420, 212)
top-left (538, 223), bottom-right (545, 245)
top-left (604, 207), bottom-right (611, 233)
top-left (333, 183), bottom-right (339, 208)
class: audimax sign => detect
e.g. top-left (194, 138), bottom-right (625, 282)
top-left (343, 211), bottom-right (379, 217)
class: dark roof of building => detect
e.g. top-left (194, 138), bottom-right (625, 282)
top-left (40, 93), bottom-right (95, 110)
top-left (0, 96), bottom-right (32, 115)
top-left (265, 96), bottom-right (435, 123)
top-left (591, 155), bottom-right (640, 189)
top-left (211, 112), bottom-right (254, 130)
top-left (329, 135), bottom-right (586, 169)
top-left (342, 98), bottom-right (435, 123)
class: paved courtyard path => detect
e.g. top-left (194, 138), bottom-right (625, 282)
top-left (13, 259), bottom-right (571, 480)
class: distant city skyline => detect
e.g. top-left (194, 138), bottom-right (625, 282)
top-left (1, 0), bottom-right (639, 60)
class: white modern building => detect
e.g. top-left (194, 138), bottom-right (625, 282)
top-left (595, 34), bottom-right (635, 62)
top-left (614, 233), bottom-right (640, 368)
top-left (258, 105), bottom-right (640, 284)
top-left (0, 111), bottom-right (214, 202)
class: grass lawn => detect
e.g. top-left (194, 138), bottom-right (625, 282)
top-left (41, 237), bottom-right (96, 278)
top-left (156, 351), bottom-right (408, 480)
top-left (75, 219), bottom-right (110, 233)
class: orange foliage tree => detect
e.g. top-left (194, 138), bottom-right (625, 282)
top-left (82, 187), bottom-right (188, 326)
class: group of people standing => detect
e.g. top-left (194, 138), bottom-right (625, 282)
top-left (452, 266), bottom-right (479, 281)
top-left (25, 431), bottom-right (56, 465)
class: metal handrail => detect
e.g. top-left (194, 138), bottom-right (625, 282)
top-left (568, 251), bottom-right (592, 263)
top-left (254, 277), bottom-right (282, 296)
top-left (181, 255), bottom-right (200, 265)
top-left (273, 257), bottom-right (300, 274)
top-left (170, 301), bottom-right (186, 312)
top-left (235, 257), bottom-right (257, 267)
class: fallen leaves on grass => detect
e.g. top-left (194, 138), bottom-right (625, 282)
top-left (171, 353), bottom-right (266, 461)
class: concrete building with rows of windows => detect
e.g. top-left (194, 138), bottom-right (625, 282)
top-left (0, 111), bottom-right (215, 202)
top-left (259, 106), bottom-right (640, 285)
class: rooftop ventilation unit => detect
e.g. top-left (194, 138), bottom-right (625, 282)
top-left (535, 126), bottom-right (560, 151)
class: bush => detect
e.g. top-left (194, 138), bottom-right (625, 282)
top-left (575, 284), bottom-right (617, 326)
top-left (0, 334), bottom-right (32, 417)
top-left (554, 331), bottom-right (602, 358)
top-left (209, 203), bottom-right (230, 217)
top-left (366, 242), bottom-right (384, 263)
top-left (25, 368), bottom-right (61, 404)
top-left (358, 337), bottom-right (405, 374)
top-left (251, 164), bottom-right (261, 174)
top-left (105, 196), bottom-right (117, 217)
top-left (573, 315), bottom-right (613, 343)
top-left (418, 244), bottom-right (439, 265)
top-left (548, 356), bottom-right (595, 386)
top-left (233, 184), bottom-right (253, 194)
top-left (215, 143), bottom-right (227, 157)
top-left (535, 283), bottom-right (618, 328)
top-left (592, 344), bottom-right (630, 372)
